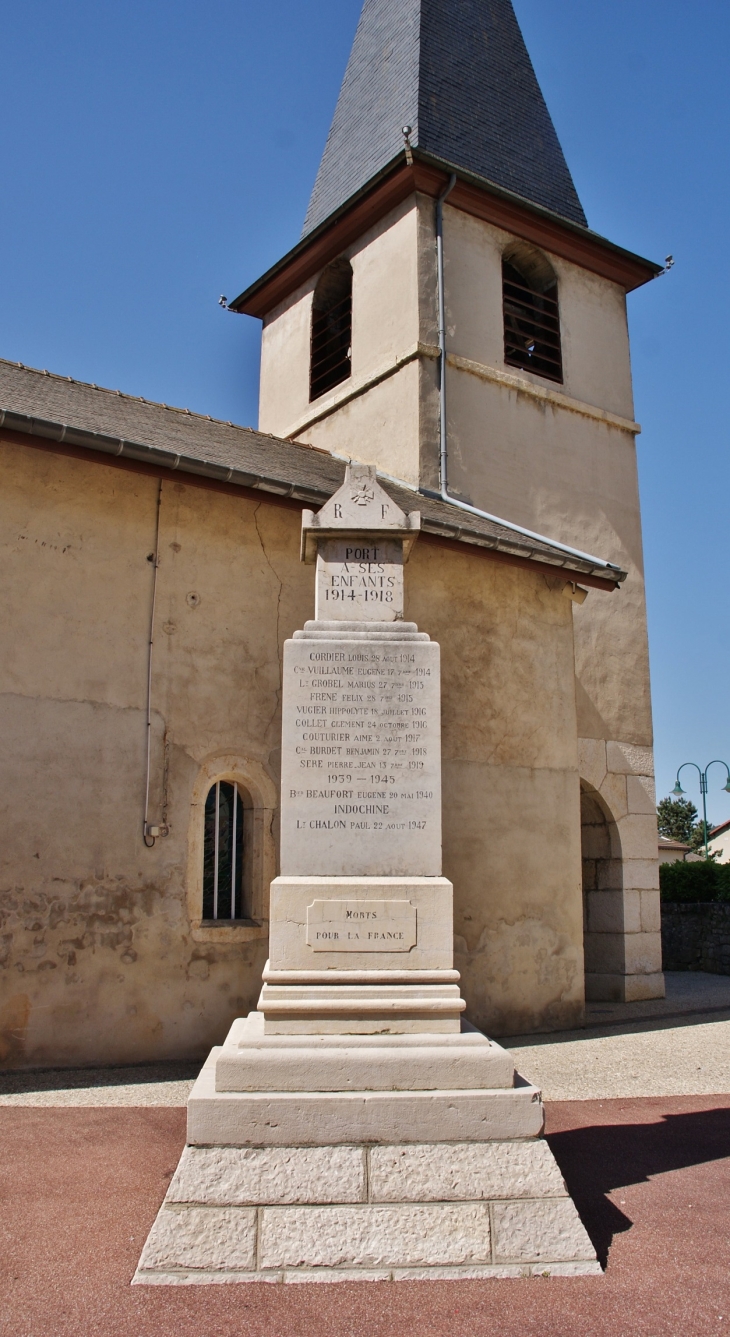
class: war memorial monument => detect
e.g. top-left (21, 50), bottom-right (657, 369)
top-left (134, 466), bottom-right (598, 1283)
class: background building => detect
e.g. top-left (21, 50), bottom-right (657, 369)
top-left (708, 821), bottom-right (730, 864)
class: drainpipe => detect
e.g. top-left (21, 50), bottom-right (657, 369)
top-left (143, 479), bottom-right (167, 847)
top-left (434, 175), bottom-right (621, 576)
top-left (436, 174), bottom-right (457, 501)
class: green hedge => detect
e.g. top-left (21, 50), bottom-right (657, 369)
top-left (660, 859), bottom-right (730, 903)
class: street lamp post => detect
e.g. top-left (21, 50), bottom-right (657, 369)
top-left (672, 760), bottom-right (730, 858)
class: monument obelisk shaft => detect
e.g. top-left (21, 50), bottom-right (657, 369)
top-left (258, 461), bottom-right (464, 1035)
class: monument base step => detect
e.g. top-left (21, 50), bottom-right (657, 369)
top-left (188, 1048), bottom-right (544, 1145)
top-left (134, 1261), bottom-right (601, 1284)
top-left (258, 980), bottom-right (465, 1034)
top-left (133, 1138), bottom-right (600, 1284)
top-left (216, 1011), bottom-right (515, 1090)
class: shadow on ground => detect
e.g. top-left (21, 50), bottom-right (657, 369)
top-left (547, 1104), bottom-right (730, 1265)
top-left (0, 1060), bottom-right (200, 1094)
top-left (503, 1006), bottom-right (730, 1048)
top-left (500, 970), bottom-right (730, 1046)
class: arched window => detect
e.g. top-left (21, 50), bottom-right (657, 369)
top-left (310, 257), bottom-right (352, 401)
top-left (203, 781), bottom-right (250, 921)
top-left (502, 245), bottom-right (563, 384)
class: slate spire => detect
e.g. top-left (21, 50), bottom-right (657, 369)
top-left (303, 0), bottom-right (587, 236)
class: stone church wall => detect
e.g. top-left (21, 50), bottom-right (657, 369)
top-left (1, 437), bottom-right (584, 1068)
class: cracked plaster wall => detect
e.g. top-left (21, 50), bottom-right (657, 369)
top-left (0, 443), bottom-right (311, 1068)
top-left (2, 438), bottom-right (585, 1065)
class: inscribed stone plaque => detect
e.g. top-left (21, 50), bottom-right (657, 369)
top-left (306, 900), bottom-right (417, 951)
top-left (279, 637), bottom-right (441, 877)
top-left (315, 540), bottom-right (403, 622)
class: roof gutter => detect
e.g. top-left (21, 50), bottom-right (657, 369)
top-left (229, 149), bottom-right (662, 316)
top-left (0, 405), bottom-right (625, 586)
top-left (0, 407), bottom-right (329, 506)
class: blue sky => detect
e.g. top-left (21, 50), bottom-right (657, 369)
top-left (1, 1), bottom-right (728, 823)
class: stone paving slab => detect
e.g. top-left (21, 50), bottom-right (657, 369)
top-left (167, 1145), bottom-right (366, 1205)
top-left (138, 1205), bottom-right (257, 1272)
top-left (369, 1141), bottom-right (566, 1201)
top-left (133, 1137), bottom-right (598, 1283)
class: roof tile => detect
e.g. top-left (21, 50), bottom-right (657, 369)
top-left (0, 358), bottom-right (622, 583)
top-left (303, 0), bottom-right (586, 235)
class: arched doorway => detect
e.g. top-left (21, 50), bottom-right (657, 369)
top-left (580, 780), bottom-right (624, 1001)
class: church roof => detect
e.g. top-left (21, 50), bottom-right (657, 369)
top-left (303, 0), bottom-right (587, 237)
top-left (0, 358), bottom-right (624, 586)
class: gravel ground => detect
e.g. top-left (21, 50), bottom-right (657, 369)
top-left (509, 1013), bottom-right (730, 1101)
top-left (2, 975), bottom-right (728, 1107)
top-left (584, 969), bottom-right (730, 1026)
top-left (0, 1063), bottom-right (198, 1108)
top-left (0, 1078), bottom-right (197, 1107)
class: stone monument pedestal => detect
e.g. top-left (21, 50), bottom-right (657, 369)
top-left (134, 466), bottom-right (599, 1283)
top-left (134, 1014), bottom-right (599, 1283)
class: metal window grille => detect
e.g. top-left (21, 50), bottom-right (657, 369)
top-left (310, 269), bottom-right (352, 402)
top-left (203, 781), bottom-right (244, 921)
top-left (503, 261), bottom-right (563, 384)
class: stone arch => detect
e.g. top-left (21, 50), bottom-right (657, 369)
top-left (502, 239), bottom-right (558, 293)
top-left (580, 779), bottom-right (625, 1001)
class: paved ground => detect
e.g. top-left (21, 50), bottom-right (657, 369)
top-left (505, 972), bottom-right (730, 1101)
top-left (1, 974), bottom-right (729, 1333)
top-left (583, 969), bottom-right (730, 1027)
top-left (1, 1096), bottom-right (728, 1336)
top-left (0, 1060), bottom-right (198, 1107)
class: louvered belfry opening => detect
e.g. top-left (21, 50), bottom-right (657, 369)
top-left (203, 780), bottom-right (246, 921)
top-left (502, 252), bottom-right (563, 384)
top-left (310, 257), bottom-right (353, 401)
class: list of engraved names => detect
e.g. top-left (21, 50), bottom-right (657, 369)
top-left (280, 639), bottom-right (442, 877)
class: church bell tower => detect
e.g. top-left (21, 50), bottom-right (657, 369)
top-left (229, 0), bottom-right (664, 1005)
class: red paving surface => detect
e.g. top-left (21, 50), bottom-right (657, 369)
top-left (1, 1095), bottom-right (729, 1337)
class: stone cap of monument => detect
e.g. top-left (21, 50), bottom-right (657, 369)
top-left (301, 463), bottom-right (421, 564)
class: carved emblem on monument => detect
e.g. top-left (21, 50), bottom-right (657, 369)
top-left (350, 480), bottom-right (375, 506)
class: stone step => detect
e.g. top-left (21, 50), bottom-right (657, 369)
top-left (216, 1011), bottom-right (515, 1091)
top-left (189, 1049), bottom-right (544, 1145)
top-left (258, 979), bottom-right (466, 1034)
top-left (133, 1140), bottom-right (599, 1284)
